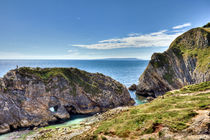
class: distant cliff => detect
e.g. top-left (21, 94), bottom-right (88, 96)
top-left (0, 67), bottom-right (134, 134)
top-left (136, 23), bottom-right (210, 97)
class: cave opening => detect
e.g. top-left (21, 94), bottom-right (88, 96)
top-left (49, 105), bottom-right (59, 113)
top-left (65, 105), bottom-right (77, 115)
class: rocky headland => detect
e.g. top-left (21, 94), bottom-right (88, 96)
top-left (136, 23), bottom-right (210, 97)
top-left (18, 23), bottom-right (210, 140)
top-left (22, 81), bottom-right (210, 140)
top-left (0, 67), bottom-right (134, 134)
top-left (1, 23), bottom-right (210, 140)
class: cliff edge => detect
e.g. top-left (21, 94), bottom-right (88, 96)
top-left (0, 67), bottom-right (134, 134)
top-left (136, 23), bottom-right (210, 97)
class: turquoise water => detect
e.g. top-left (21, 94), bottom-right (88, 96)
top-left (0, 134), bottom-right (10, 140)
top-left (0, 59), bottom-right (148, 104)
top-left (45, 115), bottom-right (91, 128)
top-left (0, 115), bottom-right (90, 139)
top-left (0, 59), bottom-right (149, 139)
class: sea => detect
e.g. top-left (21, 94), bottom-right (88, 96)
top-left (0, 59), bottom-right (149, 139)
top-left (0, 59), bottom-right (149, 104)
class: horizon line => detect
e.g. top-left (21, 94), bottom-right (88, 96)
top-left (0, 58), bottom-right (150, 61)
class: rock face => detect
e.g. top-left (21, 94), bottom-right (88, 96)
top-left (136, 24), bottom-right (210, 97)
top-left (0, 67), bottom-right (134, 134)
top-left (128, 84), bottom-right (137, 91)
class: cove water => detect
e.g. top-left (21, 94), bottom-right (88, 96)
top-left (0, 59), bottom-right (149, 139)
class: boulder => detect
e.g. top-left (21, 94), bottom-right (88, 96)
top-left (128, 84), bottom-right (137, 91)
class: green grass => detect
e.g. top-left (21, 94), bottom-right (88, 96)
top-left (167, 81), bottom-right (210, 95)
top-left (203, 22), bottom-right (210, 28)
top-left (180, 81), bottom-right (210, 92)
top-left (150, 53), bottom-right (169, 68)
top-left (17, 67), bottom-right (102, 95)
top-left (169, 27), bottom-right (210, 72)
top-left (17, 67), bottom-right (124, 96)
top-left (163, 69), bottom-right (174, 84)
top-left (18, 131), bottom-right (35, 140)
top-left (177, 46), bottom-right (209, 72)
top-left (92, 81), bottom-right (210, 138)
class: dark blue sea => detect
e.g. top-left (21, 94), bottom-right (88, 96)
top-left (0, 59), bottom-right (149, 105)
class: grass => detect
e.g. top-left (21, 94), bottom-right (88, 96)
top-left (150, 52), bottom-right (175, 84)
top-left (146, 26), bottom-right (210, 86)
top-left (167, 81), bottom-right (210, 95)
top-left (169, 27), bottom-right (210, 72)
top-left (163, 68), bottom-right (174, 84)
top-left (150, 53), bottom-right (169, 68)
top-left (91, 81), bottom-right (210, 138)
top-left (19, 131), bottom-right (35, 140)
top-left (17, 67), bottom-right (124, 96)
top-left (203, 22), bottom-right (210, 28)
top-left (177, 46), bottom-right (209, 72)
top-left (17, 67), bottom-right (102, 95)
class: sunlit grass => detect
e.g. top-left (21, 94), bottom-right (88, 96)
top-left (91, 81), bottom-right (210, 138)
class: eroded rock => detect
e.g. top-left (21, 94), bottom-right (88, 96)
top-left (0, 67), bottom-right (134, 134)
top-left (128, 84), bottom-right (137, 91)
top-left (136, 26), bottom-right (210, 97)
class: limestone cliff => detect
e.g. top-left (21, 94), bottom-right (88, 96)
top-left (0, 67), bottom-right (134, 134)
top-left (136, 23), bottom-right (210, 97)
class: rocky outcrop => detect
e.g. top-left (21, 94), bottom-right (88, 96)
top-left (0, 67), bottom-right (134, 134)
top-left (136, 24), bottom-right (210, 97)
top-left (128, 84), bottom-right (137, 91)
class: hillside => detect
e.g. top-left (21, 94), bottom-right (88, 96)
top-left (136, 23), bottom-right (210, 97)
top-left (26, 81), bottom-right (210, 140)
top-left (9, 23), bottom-right (210, 140)
top-left (73, 81), bottom-right (210, 140)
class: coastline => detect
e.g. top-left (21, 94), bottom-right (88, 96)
top-left (0, 106), bottom-right (130, 140)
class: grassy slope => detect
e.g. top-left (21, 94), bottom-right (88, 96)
top-left (148, 27), bottom-right (210, 85)
top-left (17, 67), bottom-right (123, 96)
top-left (151, 27), bottom-right (210, 73)
top-left (170, 27), bottom-right (210, 72)
top-left (18, 67), bottom-right (101, 95)
top-left (83, 81), bottom-right (210, 139)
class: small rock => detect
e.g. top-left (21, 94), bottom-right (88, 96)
top-left (128, 84), bottom-right (137, 91)
top-left (146, 97), bottom-right (154, 102)
top-left (33, 127), bottom-right (38, 130)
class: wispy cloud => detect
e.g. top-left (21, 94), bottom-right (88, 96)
top-left (67, 50), bottom-right (74, 53)
top-left (72, 27), bottom-right (186, 50)
top-left (172, 23), bottom-right (191, 29)
top-left (67, 49), bottom-right (79, 55)
top-left (127, 33), bottom-right (140, 37)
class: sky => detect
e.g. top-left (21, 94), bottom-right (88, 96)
top-left (0, 0), bottom-right (210, 60)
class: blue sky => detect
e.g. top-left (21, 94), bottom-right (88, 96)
top-left (0, 0), bottom-right (209, 59)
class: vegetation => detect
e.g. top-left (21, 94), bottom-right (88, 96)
top-left (203, 22), bottom-right (210, 28)
top-left (150, 52), bottom-right (175, 84)
top-left (85, 81), bottom-right (210, 139)
top-left (150, 53), bottom-right (169, 68)
top-left (163, 72), bottom-right (173, 84)
top-left (169, 27), bottom-right (210, 72)
top-left (171, 46), bottom-right (184, 59)
top-left (172, 44), bottom-right (209, 72)
top-left (18, 67), bottom-right (102, 95)
top-left (167, 81), bottom-right (210, 95)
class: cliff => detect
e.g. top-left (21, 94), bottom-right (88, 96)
top-left (31, 81), bottom-right (210, 140)
top-left (136, 23), bottom-right (210, 97)
top-left (0, 67), bottom-right (134, 134)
